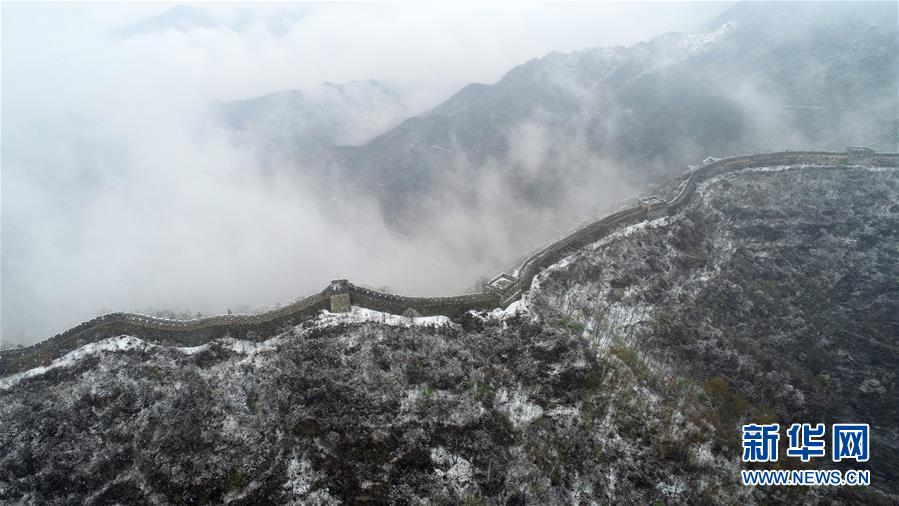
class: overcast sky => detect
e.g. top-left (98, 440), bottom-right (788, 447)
top-left (1, 2), bottom-right (733, 345)
top-left (2, 2), bottom-right (731, 107)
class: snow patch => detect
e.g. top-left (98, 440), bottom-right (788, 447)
top-left (688, 441), bottom-right (717, 468)
top-left (0, 334), bottom-right (286, 389)
top-left (481, 298), bottom-right (533, 323)
top-left (399, 388), bottom-right (423, 412)
top-left (546, 405), bottom-right (581, 418)
top-left (495, 387), bottom-right (544, 427)
top-left (218, 337), bottom-right (283, 356)
top-left (283, 453), bottom-right (327, 499)
top-left (309, 307), bottom-right (456, 330)
top-left (735, 163), bottom-right (896, 175)
top-left (176, 343), bottom-right (211, 355)
top-left (0, 336), bottom-right (150, 390)
top-left (741, 163), bottom-right (829, 173)
top-left (431, 447), bottom-right (474, 493)
top-left (680, 21), bottom-right (735, 54)
top-left (539, 214), bottom-right (675, 279)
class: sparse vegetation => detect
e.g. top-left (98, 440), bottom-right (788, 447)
top-left (224, 468), bottom-right (248, 492)
top-left (2, 142), bottom-right (896, 505)
top-left (421, 384), bottom-right (435, 402)
top-left (558, 316), bottom-right (586, 334)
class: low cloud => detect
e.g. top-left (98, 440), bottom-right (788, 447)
top-left (18, 1), bottom-right (893, 345)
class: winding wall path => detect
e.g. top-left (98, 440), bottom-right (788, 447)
top-left (2, 150), bottom-right (896, 375)
top-left (514, 150), bottom-right (897, 289)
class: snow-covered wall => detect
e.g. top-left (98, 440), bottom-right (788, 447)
top-left (514, 149), bottom-right (896, 291)
top-left (2, 149), bottom-right (895, 377)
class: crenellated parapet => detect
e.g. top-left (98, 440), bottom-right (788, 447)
top-left (344, 283), bottom-right (500, 318)
top-left (0, 282), bottom-right (501, 376)
top-left (511, 148), bottom-right (896, 293)
top-left (2, 148), bottom-right (896, 376)
top-left (0, 289), bottom-right (334, 376)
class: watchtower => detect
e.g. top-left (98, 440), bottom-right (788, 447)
top-left (846, 147), bottom-right (875, 164)
top-left (638, 195), bottom-right (669, 220)
top-left (485, 272), bottom-right (521, 307)
top-left (329, 279), bottom-right (351, 313)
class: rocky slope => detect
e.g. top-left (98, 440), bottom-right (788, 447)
top-left (1, 163), bottom-right (897, 504)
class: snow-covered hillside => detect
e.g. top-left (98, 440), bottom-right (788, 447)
top-left (2, 163), bottom-right (897, 504)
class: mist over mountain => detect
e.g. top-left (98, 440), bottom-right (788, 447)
top-left (108, 4), bottom-right (311, 39)
top-left (3, 2), bottom-right (899, 503)
top-left (292, 2), bottom-right (896, 230)
top-left (3, 160), bottom-right (896, 503)
top-left (2, 2), bottom-right (896, 348)
top-left (216, 80), bottom-right (414, 162)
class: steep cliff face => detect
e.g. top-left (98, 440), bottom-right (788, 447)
top-left (1, 164), bottom-right (897, 504)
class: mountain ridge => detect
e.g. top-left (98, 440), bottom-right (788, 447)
top-left (282, 2), bottom-right (896, 230)
top-left (3, 149), bottom-right (898, 503)
top-left (3, 148), bottom-right (895, 377)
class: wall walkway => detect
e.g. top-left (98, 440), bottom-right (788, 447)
top-left (3, 150), bottom-right (895, 375)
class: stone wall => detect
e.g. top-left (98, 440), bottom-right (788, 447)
top-left (3, 149), bottom-right (896, 376)
top-left (512, 150), bottom-right (897, 293)
top-left (0, 284), bottom-right (501, 376)
top-left (515, 206), bottom-right (648, 290)
top-left (345, 283), bottom-right (500, 318)
top-left (0, 290), bottom-right (332, 376)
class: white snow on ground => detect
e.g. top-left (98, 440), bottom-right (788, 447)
top-left (310, 307), bottom-right (455, 329)
top-left (0, 336), bottom-right (149, 390)
top-left (741, 163), bottom-right (828, 173)
top-left (740, 163), bottom-right (896, 174)
top-left (537, 214), bottom-right (676, 280)
top-left (431, 446), bottom-right (474, 494)
top-left (283, 453), bottom-right (318, 497)
top-left (859, 165), bottom-right (899, 173)
top-left (220, 337), bottom-right (284, 355)
top-left (2, 307), bottom-right (462, 390)
top-left (546, 405), bottom-right (581, 418)
top-left (680, 21), bottom-right (735, 54)
top-left (170, 336), bottom-right (288, 376)
top-left (497, 298), bottom-right (527, 316)
top-left (638, 21), bottom-right (738, 75)
top-left (174, 343), bottom-right (213, 355)
top-left (495, 387), bottom-right (544, 428)
top-left (534, 163), bottom-right (889, 293)
top-left (482, 298), bottom-right (532, 323)
top-left (0, 335), bottom-right (287, 389)
top-left (570, 21), bottom-right (736, 86)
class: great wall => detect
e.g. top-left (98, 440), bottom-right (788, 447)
top-left (2, 148), bottom-right (896, 375)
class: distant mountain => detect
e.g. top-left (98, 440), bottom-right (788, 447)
top-left (215, 80), bottom-right (414, 162)
top-left (108, 5), bottom-right (220, 38)
top-left (292, 2), bottom-right (897, 229)
top-left (109, 5), bottom-right (309, 39)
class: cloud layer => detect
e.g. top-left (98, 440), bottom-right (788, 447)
top-left (2, 2), bottom-right (731, 344)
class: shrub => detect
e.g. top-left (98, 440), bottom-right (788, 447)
top-left (465, 380), bottom-right (492, 400)
top-left (224, 468), bottom-right (247, 492)
top-left (421, 384), bottom-right (435, 402)
top-left (701, 376), bottom-right (748, 428)
top-left (609, 345), bottom-right (647, 380)
top-left (559, 317), bottom-right (586, 334)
